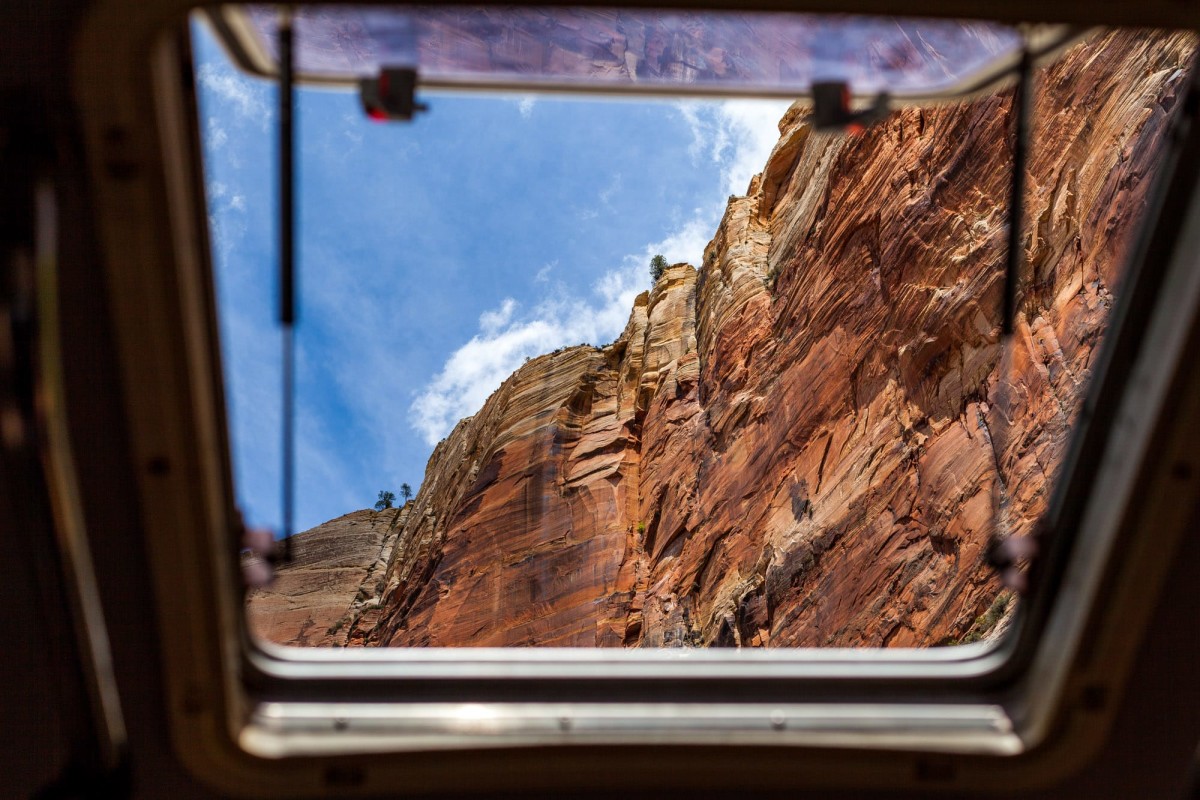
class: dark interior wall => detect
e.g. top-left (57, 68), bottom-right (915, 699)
top-left (0, 3), bottom-right (195, 796)
top-left (1, 3), bottom-right (95, 796)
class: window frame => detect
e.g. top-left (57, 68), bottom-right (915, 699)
top-left (65, 0), bottom-right (1200, 795)
top-left (203, 5), bottom-right (1089, 103)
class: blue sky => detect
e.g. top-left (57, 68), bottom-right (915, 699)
top-left (193, 19), bottom-right (790, 534)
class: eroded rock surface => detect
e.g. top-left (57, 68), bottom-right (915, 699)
top-left (247, 508), bottom-right (404, 646)
top-left (252, 31), bottom-right (1193, 648)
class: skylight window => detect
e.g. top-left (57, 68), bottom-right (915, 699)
top-left (193, 10), bottom-right (1194, 654)
top-left (214, 5), bottom-right (1056, 99)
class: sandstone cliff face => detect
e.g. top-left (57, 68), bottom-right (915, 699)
top-left (247, 508), bottom-right (404, 646)
top-left (632, 31), bottom-right (1193, 647)
top-left (251, 30), bottom-right (1193, 648)
top-left (354, 270), bottom-right (702, 646)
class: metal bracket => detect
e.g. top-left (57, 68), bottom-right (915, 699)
top-left (360, 67), bottom-right (429, 122)
top-left (809, 81), bottom-right (890, 134)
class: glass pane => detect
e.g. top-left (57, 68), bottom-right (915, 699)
top-left (230, 5), bottom-right (1027, 98)
top-left (192, 17), bottom-right (1196, 647)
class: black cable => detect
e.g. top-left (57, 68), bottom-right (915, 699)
top-left (279, 9), bottom-right (295, 563)
top-left (1004, 47), bottom-right (1032, 337)
top-left (988, 45), bottom-right (1034, 586)
top-left (280, 17), bottom-right (295, 328)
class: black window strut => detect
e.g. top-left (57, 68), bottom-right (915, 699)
top-left (278, 6), bottom-right (295, 564)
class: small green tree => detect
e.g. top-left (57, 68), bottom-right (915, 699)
top-left (649, 254), bottom-right (668, 283)
top-left (374, 490), bottom-right (396, 511)
top-left (400, 483), bottom-right (413, 503)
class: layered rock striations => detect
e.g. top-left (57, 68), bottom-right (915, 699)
top-left (346, 269), bottom-right (703, 647)
top-left (249, 31), bottom-right (1193, 648)
top-left (247, 508), bottom-right (404, 646)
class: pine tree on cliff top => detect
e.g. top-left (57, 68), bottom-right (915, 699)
top-left (649, 254), bottom-right (668, 283)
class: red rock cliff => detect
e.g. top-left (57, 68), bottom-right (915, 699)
top-left (247, 508), bottom-right (405, 646)
top-left (250, 30), bottom-right (1193, 648)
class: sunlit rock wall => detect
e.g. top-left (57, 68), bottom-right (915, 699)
top-left (251, 30), bottom-right (1193, 648)
top-left (246, 508), bottom-right (403, 646)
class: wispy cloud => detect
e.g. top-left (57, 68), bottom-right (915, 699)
top-left (676, 99), bottom-right (791, 197)
top-left (408, 98), bottom-right (790, 447)
top-left (342, 113), bottom-right (364, 147)
top-left (219, 298), bottom-right (365, 533)
top-left (207, 117), bottom-right (229, 150)
top-left (205, 180), bottom-right (248, 264)
top-left (479, 297), bottom-right (518, 333)
top-left (196, 62), bottom-right (271, 129)
top-left (516, 96), bottom-right (537, 118)
top-left (599, 172), bottom-right (623, 206)
top-left (409, 278), bottom-right (640, 446)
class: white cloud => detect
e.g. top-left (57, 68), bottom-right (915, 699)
top-left (676, 99), bottom-right (791, 197)
top-left (534, 262), bottom-right (555, 283)
top-left (599, 173), bottom-right (623, 206)
top-left (674, 103), bottom-right (708, 161)
top-left (517, 96), bottom-right (537, 118)
top-left (207, 117), bottom-right (229, 149)
top-left (196, 62), bottom-right (271, 128)
top-left (342, 113), bottom-right (364, 146)
top-left (715, 100), bottom-right (793, 196)
top-left (408, 207), bottom-right (716, 445)
top-left (205, 180), bottom-right (248, 264)
top-left (408, 99), bottom-right (791, 447)
top-left (647, 210), bottom-right (717, 267)
top-left (479, 298), bottom-right (518, 333)
top-left (411, 317), bottom-right (569, 444)
top-left (409, 288), bottom-right (631, 446)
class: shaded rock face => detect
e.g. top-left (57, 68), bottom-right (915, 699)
top-left (251, 31), bottom-right (1192, 648)
top-left (247, 508), bottom-right (404, 646)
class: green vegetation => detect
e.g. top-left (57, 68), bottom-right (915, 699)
top-left (649, 254), bottom-right (668, 282)
top-left (636, 521), bottom-right (646, 534)
top-left (976, 593), bottom-right (1011, 631)
top-left (957, 593), bottom-right (1012, 645)
top-left (765, 263), bottom-right (782, 290)
top-left (400, 483), bottom-right (413, 503)
top-left (374, 490), bottom-right (395, 511)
